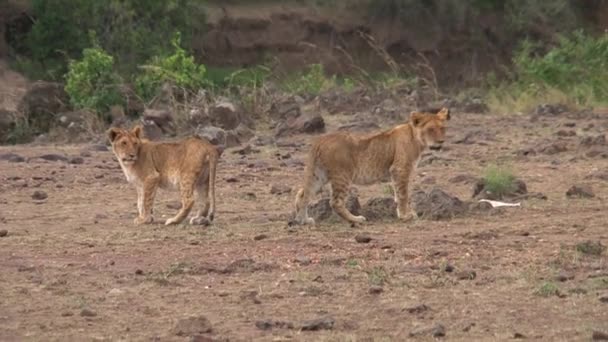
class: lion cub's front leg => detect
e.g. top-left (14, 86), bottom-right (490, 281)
top-left (134, 175), bottom-right (160, 225)
top-left (391, 167), bottom-right (417, 222)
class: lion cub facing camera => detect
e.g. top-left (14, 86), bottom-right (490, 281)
top-left (294, 107), bottom-right (451, 225)
top-left (107, 125), bottom-right (222, 226)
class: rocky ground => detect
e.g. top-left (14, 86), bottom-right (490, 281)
top-left (1, 104), bottom-right (608, 341)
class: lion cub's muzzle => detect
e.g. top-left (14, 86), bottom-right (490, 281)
top-left (121, 154), bottom-right (138, 163)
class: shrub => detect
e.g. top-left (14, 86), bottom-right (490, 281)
top-left (284, 64), bottom-right (336, 96)
top-left (135, 32), bottom-right (209, 101)
top-left (482, 164), bottom-right (516, 198)
top-left (65, 45), bottom-right (123, 120)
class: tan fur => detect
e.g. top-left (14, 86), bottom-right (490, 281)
top-left (294, 107), bottom-right (451, 225)
top-left (107, 125), bottom-right (222, 226)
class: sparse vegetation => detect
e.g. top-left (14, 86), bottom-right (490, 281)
top-left (535, 282), bottom-right (560, 297)
top-left (482, 164), bottom-right (516, 198)
top-left (575, 240), bottom-right (606, 256)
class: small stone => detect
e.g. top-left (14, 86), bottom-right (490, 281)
top-left (593, 331), bottom-right (608, 341)
top-left (566, 184), bottom-right (595, 199)
top-left (599, 295), bottom-right (608, 303)
top-left (409, 323), bottom-right (446, 338)
top-left (354, 234), bottom-right (372, 243)
top-left (456, 269), bottom-right (477, 280)
top-left (555, 272), bottom-right (575, 282)
top-left (0, 153), bottom-right (25, 163)
top-left (369, 285), bottom-right (384, 294)
top-left (190, 217), bottom-right (211, 226)
top-left (300, 317), bottom-right (335, 331)
top-left (295, 256), bottom-right (311, 266)
top-left (135, 269), bottom-right (144, 275)
top-left (69, 156), bottom-right (85, 165)
top-left (444, 264), bottom-right (455, 273)
top-left (80, 308), bottom-right (97, 317)
top-left (432, 324), bottom-right (447, 338)
top-left (61, 311), bottom-right (73, 317)
top-left (107, 288), bottom-right (124, 297)
top-left (253, 234), bottom-right (268, 241)
top-left (32, 190), bottom-right (48, 200)
top-left (80, 151), bottom-right (92, 158)
top-left (270, 184), bottom-right (292, 195)
top-left (37, 154), bottom-right (69, 162)
top-left (166, 201), bottom-right (182, 210)
top-left (513, 332), bottom-right (526, 339)
top-left (0, 229), bottom-right (7, 237)
top-left (405, 304), bottom-right (430, 315)
top-left (172, 315), bottom-right (213, 336)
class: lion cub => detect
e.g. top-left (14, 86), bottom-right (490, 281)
top-left (294, 107), bottom-right (451, 225)
top-left (107, 125), bottom-right (222, 226)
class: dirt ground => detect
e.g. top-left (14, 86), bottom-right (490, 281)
top-left (1, 110), bottom-right (608, 341)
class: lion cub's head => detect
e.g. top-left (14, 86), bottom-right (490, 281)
top-left (410, 107), bottom-right (450, 151)
top-left (107, 125), bottom-right (144, 165)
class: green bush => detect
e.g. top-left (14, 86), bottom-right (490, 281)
top-left (284, 64), bottom-right (336, 96)
top-left (482, 164), bottom-right (516, 198)
top-left (514, 31), bottom-right (608, 104)
top-left (65, 45), bottom-right (123, 119)
top-left (135, 33), bottom-right (209, 101)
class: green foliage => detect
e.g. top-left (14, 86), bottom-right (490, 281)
top-left (65, 45), bottom-right (123, 118)
top-left (134, 33), bottom-right (209, 101)
top-left (535, 282), bottom-right (560, 297)
top-left (16, 0), bottom-right (206, 80)
top-left (482, 164), bottom-right (516, 198)
top-left (284, 64), bottom-right (336, 96)
top-left (367, 266), bottom-right (389, 286)
top-left (6, 119), bottom-right (33, 145)
top-left (514, 31), bottom-right (608, 104)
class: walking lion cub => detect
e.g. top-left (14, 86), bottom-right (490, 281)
top-left (294, 107), bottom-right (451, 225)
top-left (107, 125), bottom-right (222, 226)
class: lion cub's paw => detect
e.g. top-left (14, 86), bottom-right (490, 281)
top-left (352, 215), bottom-right (367, 223)
top-left (398, 211), bottom-right (418, 222)
top-left (134, 216), bottom-right (154, 225)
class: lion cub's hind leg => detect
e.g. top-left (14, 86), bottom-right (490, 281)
top-left (189, 180), bottom-right (210, 225)
top-left (165, 180), bottom-right (196, 226)
top-left (294, 166), bottom-right (327, 225)
top-left (329, 175), bottom-right (366, 225)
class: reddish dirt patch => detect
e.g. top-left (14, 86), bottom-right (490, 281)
top-left (1, 112), bottom-right (607, 341)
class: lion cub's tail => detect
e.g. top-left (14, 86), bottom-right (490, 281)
top-left (207, 149), bottom-right (220, 222)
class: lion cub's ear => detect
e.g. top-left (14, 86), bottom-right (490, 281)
top-left (410, 111), bottom-right (425, 127)
top-left (131, 125), bottom-right (144, 139)
top-left (107, 127), bottom-right (122, 143)
top-left (437, 107), bottom-right (450, 121)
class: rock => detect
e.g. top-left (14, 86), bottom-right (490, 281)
top-left (534, 103), bottom-right (568, 116)
top-left (449, 174), bottom-right (478, 184)
top-left (0, 152), bottom-right (25, 163)
top-left (269, 96), bottom-right (302, 121)
top-left (455, 269), bottom-right (477, 280)
top-left (409, 323), bottom-right (446, 338)
top-left (275, 111), bottom-right (325, 137)
top-left (295, 256), bottom-right (311, 266)
top-left (369, 285), bottom-right (384, 294)
top-left (142, 109), bottom-right (175, 136)
top-left (270, 184), bottom-right (291, 195)
top-left (36, 154), bottom-right (68, 162)
top-left (249, 135), bottom-right (275, 146)
top-left (539, 142), bottom-right (568, 155)
top-left (405, 304), bottom-right (430, 315)
top-left (166, 201), bottom-right (182, 210)
top-left (18, 81), bottom-right (70, 133)
top-left (0, 229), bottom-right (8, 237)
top-left (556, 130), bottom-right (576, 137)
top-left (32, 190), bottom-right (48, 201)
top-left (191, 217), bottom-right (211, 226)
top-left (599, 295), bottom-right (608, 303)
top-left (580, 134), bottom-right (606, 146)
top-left (354, 234), bottom-right (372, 243)
top-left (172, 315), bottom-right (213, 336)
top-left (69, 156), bottom-right (85, 165)
top-left (107, 288), bottom-right (124, 297)
top-left (209, 100), bottom-right (246, 130)
top-left (80, 308), bottom-right (97, 317)
top-left (412, 188), bottom-right (467, 220)
top-left (593, 331), bottom-right (608, 341)
top-left (255, 320), bottom-right (294, 331)
top-left (300, 317), bottom-right (335, 331)
top-left (135, 269), bottom-right (144, 275)
top-left (513, 332), bottom-right (526, 339)
top-left (555, 272), bottom-right (575, 282)
top-left (253, 234), bottom-right (268, 241)
top-left (308, 194), bottom-right (360, 223)
top-left (566, 184), bottom-right (595, 199)
top-left (361, 197), bottom-right (397, 221)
